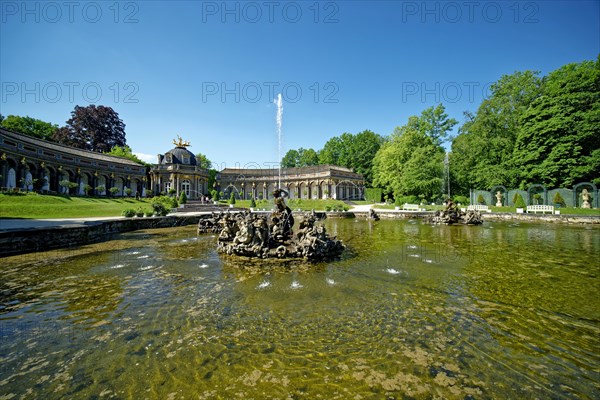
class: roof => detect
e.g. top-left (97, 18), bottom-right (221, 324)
top-left (0, 127), bottom-right (144, 167)
top-left (162, 146), bottom-right (197, 166)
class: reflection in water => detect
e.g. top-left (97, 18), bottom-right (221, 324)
top-left (0, 221), bottom-right (599, 399)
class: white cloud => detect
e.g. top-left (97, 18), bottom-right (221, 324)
top-left (134, 153), bottom-right (156, 164)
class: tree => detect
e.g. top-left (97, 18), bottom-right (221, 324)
top-left (52, 105), bottom-right (126, 152)
top-left (281, 149), bottom-right (300, 167)
top-left (281, 148), bottom-right (319, 168)
top-left (318, 130), bottom-right (384, 186)
top-left (179, 191), bottom-right (188, 204)
top-left (298, 148), bottom-right (319, 167)
top-left (512, 58), bottom-right (600, 187)
top-left (372, 106), bottom-right (453, 201)
top-left (1, 115), bottom-right (58, 140)
top-left (450, 71), bottom-right (543, 194)
top-left (107, 145), bottom-right (145, 165)
top-left (195, 152), bottom-right (212, 169)
top-left (414, 105), bottom-right (458, 147)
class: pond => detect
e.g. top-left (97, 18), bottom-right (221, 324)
top-left (0, 219), bottom-right (598, 399)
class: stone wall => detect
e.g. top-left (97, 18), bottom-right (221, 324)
top-left (0, 216), bottom-right (201, 257)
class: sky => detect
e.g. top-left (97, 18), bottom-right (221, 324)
top-left (1, 0), bottom-right (598, 169)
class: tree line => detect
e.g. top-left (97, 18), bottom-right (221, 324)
top-left (281, 56), bottom-right (599, 201)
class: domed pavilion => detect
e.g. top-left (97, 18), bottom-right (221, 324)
top-left (149, 136), bottom-right (210, 199)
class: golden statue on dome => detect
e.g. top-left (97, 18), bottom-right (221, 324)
top-left (173, 135), bottom-right (191, 148)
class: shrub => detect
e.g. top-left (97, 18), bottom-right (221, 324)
top-left (179, 191), bottom-right (188, 204)
top-left (124, 188), bottom-right (133, 197)
top-left (364, 188), bottom-right (383, 203)
top-left (151, 195), bottom-right (178, 216)
top-left (477, 194), bottom-right (486, 205)
top-left (83, 184), bottom-right (92, 196)
top-left (95, 185), bottom-right (106, 194)
top-left (453, 195), bottom-right (469, 205)
top-left (553, 192), bottom-right (566, 207)
top-left (144, 209), bottom-right (154, 217)
top-left (109, 187), bottom-right (120, 196)
top-left (249, 197), bottom-right (256, 208)
top-left (135, 207), bottom-right (145, 217)
top-left (211, 189), bottom-right (219, 201)
top-left (122, 208), bottom-right (135, 218)
top-left (168, 188), bottom-right (177, 196)
top-left (513, 193), bottom-right (526, 209)
top-left (395, 195), bottom-right (419, 206)
top-left (229, 192), bottom-right (236, 205)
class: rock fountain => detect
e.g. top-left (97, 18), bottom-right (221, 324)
top-left (199, 191), bottom-right (345, 261)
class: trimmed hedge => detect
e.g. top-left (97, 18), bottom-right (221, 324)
top-left (364, 188), bottom-right (383, 202)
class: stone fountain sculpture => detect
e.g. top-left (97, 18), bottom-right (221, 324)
top-left (200, 189), bottom-right (345, 261)
top-left (429, 198), bottom-right (483, 225)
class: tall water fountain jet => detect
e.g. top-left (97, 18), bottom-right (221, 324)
top-left (274, 94), bottom-right (283, 189)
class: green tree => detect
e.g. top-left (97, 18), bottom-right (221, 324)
top-left (195, 152), bottom-right (212, 169)
top-left (53, 105), bottom-right (126, 152)
top-left (372, 106), bottom-right (454, 200)
top-left (319, 136), bottom-right (344, 165)
top-left (281, 149), bottom-right (300, 167)
top-left (319, 130), bottom-right (384, 186)
top-left (281, 148), bottom-right (319, 167)
top-left (106, 145), bottom-right (145, 165)
top-left (298, 148), bottom-right (319, 167)
top-left (1, 115), bottom-right (58, 140)
top-left (450, 71), bottom-right (543, 194)
top-left (513, 58), bottom-right (600, 187)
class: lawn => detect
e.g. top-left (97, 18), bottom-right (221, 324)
top-left (0, 193), bottom-right (153, 219)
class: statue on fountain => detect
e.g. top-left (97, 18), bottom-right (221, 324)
top-left (202, 189), bottom-right (345, 261)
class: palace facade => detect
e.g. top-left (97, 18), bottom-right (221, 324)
top-left (149, 137), bottom-right (211, 199)
top-left (218, 165), bottom-right (364, 200)
top-left (0, 128), bottom-right (147, 196)
top-left (1, 129), bottom-right (365, 200)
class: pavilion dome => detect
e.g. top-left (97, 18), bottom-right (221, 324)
top-left (162, 146), bottom-right (197, 166)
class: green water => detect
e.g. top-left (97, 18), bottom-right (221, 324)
top-left (0, 219), bottom-right (598, 399)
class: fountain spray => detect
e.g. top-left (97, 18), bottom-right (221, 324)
top-left (274, 93), bottom-right (283, 189)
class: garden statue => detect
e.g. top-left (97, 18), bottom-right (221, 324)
top-left (581, 188), bottom-right (591, 209)
top-left (200, 189), bottom-right (345, 261)
top-left (495, 191), bottom-right (503, 207)
top-left (368, 209), bottom-right (380, 221)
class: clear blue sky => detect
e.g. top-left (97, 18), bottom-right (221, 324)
top-left (1, 1), bottom-right (598, 168)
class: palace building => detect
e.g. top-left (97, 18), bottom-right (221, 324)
top-left (0, 127), bottom-right (147, 196)
top-left (149, 136), bottom-right (210, 199)
top-left (217, 165), bottom-right (364, 201)
top-left (1, 129), bottom-right (365, 200)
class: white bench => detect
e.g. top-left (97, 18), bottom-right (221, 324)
top-left (467, 205), bottom-right (491, 212)
top-left (526, 205), bottom-right (554, 214)
top-left (402, 203), bottom-right (420, 211)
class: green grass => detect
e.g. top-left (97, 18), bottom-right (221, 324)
top-left (0, 193), bottom-right (153, 219)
